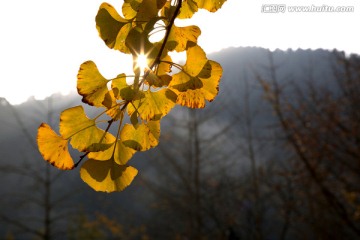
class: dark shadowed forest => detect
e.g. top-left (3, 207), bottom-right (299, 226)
top-left (1, 47), bottom-right (360, 239)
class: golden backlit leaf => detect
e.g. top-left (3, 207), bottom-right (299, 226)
top-left (36, 0), bottom-right (226, 193)
top-left (169, 45), bottom-right (223, 108)
top-left (59, 106), bottom-right (110, 152)
top-left (59, 106), bottom-right (94, 139)
top-left (111, 74), bottom-right (138, 101)
top-left (145, 54), bottom-right (172, 87)
top-left (88, 132), bottom-right (136, 165)
top-left (80, 159), bottom-right (138, 192)
top-left (157, 54), bottom-right (173, 76)
top-left (178, 0), bottom-right (198, 19)
top-left (96, 3), bottom-right (131, 53)
top-left (167, 25), bottom-right (201, 52)
top-left (102, 90), bottom-right (117, 109)
top-left (184, 44), bottom-right (209, 76)
top-left (178, 0), bottom-right (226, 19)
top-left (160, 1), bottom-right (175, 19)
top-left (122, 0), bottom-right (141, 19)
top-left (114, 140), bottom-right (137, 165)
top-left (195, 0), bottom-right (227, 12)
top-left (121, 121), bottom-right (160, 151)
top-left (106, 103), bottom-right (123, 121)
top-left (123, 0), bottom-right (164, 22)
top-left (177, 60), bottom-right (222, 108)
top-left (127, 89), bottom-right (177, 121)
top-left (77, 61), bottom-right (109, 107)
top-left (37, 123), bottom-right (74, 170)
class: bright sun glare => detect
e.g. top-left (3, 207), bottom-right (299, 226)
top-left (137, 54), bottom-right (148, 73)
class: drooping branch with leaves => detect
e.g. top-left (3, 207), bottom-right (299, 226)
top-left (36, 0), bottom-right (226, 192)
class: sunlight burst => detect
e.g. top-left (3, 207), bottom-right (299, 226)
top-left (136, 54), bottom-right (149, 74)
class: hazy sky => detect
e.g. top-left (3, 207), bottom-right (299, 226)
top-left (1, 0), bottom-right (359, 105)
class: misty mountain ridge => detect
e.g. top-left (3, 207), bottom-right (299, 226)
top-left (0, 46), bottom-right (355, 239)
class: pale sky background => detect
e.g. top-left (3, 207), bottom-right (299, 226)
top-left (0, 0), bottom-right (359, 105)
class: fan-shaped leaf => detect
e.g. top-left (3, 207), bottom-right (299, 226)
top-left (80, 159), bottom-right (138, 192)
top-left (178, 0), bottom-right (226, 19)
top-left (184, 44), bottom-right (209, 76)
top-left (178, 0), bottom-right (198, 19)
top-left (59, 106), bottom-right (111, 152)
top-left (195, 0), bottom-right (227, 12)
top-left (175, 60), bottom-right (222, 108)
top-left (122, 0), bottom-right (141, 19)
top-left (77, 61), bottom-right (109, 107)
top-left (127, 89), bottom-right (177, 121)
top-left (169, 45), bottom-right (223, 108)
top-left (121, 121), bottom-right (160, 151)
top-left (88, 132), bottom-right (136, 165)
top-left (112, 74), bottom-right (138, 101)
top-left (123, 0), bottom-right (159, 22)
top-left (167, 25), bottom-right (201, 52)
top-left (96, 3), bottom-right (131, 53)
top-left (37, 123), bottom-right (74, 170)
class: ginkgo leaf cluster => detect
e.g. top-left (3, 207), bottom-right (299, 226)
top-left (37, 0), bottom-right (226, 192)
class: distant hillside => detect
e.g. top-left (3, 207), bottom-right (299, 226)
top-left (0, 46), bottom-right (347, 239)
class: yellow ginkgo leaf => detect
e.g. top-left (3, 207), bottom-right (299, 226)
top-left (37, 123), bottom-right (74, 170)
top-left (127, 89), bottom-right (177, 121)
top-left (77, 61), bottom-right (109, 107)
top-left (177, 0), bottom-right (198, 19)
top-left (59, 106), bottom-right (111, 152)
top-left (195, 0), bottom-right (227, 12)
top-left (80, 158), bottom-right (138, 192)
top-left (169, 59), bottom-right (223, 108)
top-left (59, 106), bottom-right (94, 139)
top-left (96, 3), bottom-right (132, 53)
top-left (88, 132), bottom-right (136, 165)
top-left (145, 55), bottom-right (172, 88)
top-left (121, 121), bottom-right (160, 151)
top-left (122, 0), bottom-right (141, 19)
top-left (157, 54), bottom-right (173, 76)
top-left (178, 0), bottom-right (226, 19)
top-left (183, 45), bottom-right (209, 76)
top-left (111, 74), bottom-right (138, 101)
top-left (123, 0), bottom-right (159, 22)
top-left (114, 140), bottom-right (137, 165)
top-left (168, 45), bottom-right (223, 108)
top-left (167, 25), bottom-right (201, 52)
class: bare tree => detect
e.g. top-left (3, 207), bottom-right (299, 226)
top-left (0, 95), bottom-right (80, 239)
top-left (258, 50), bottom-right (360, 238)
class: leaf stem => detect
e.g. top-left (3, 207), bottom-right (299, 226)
top-left (139, 0), bottom-right (182, 87)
